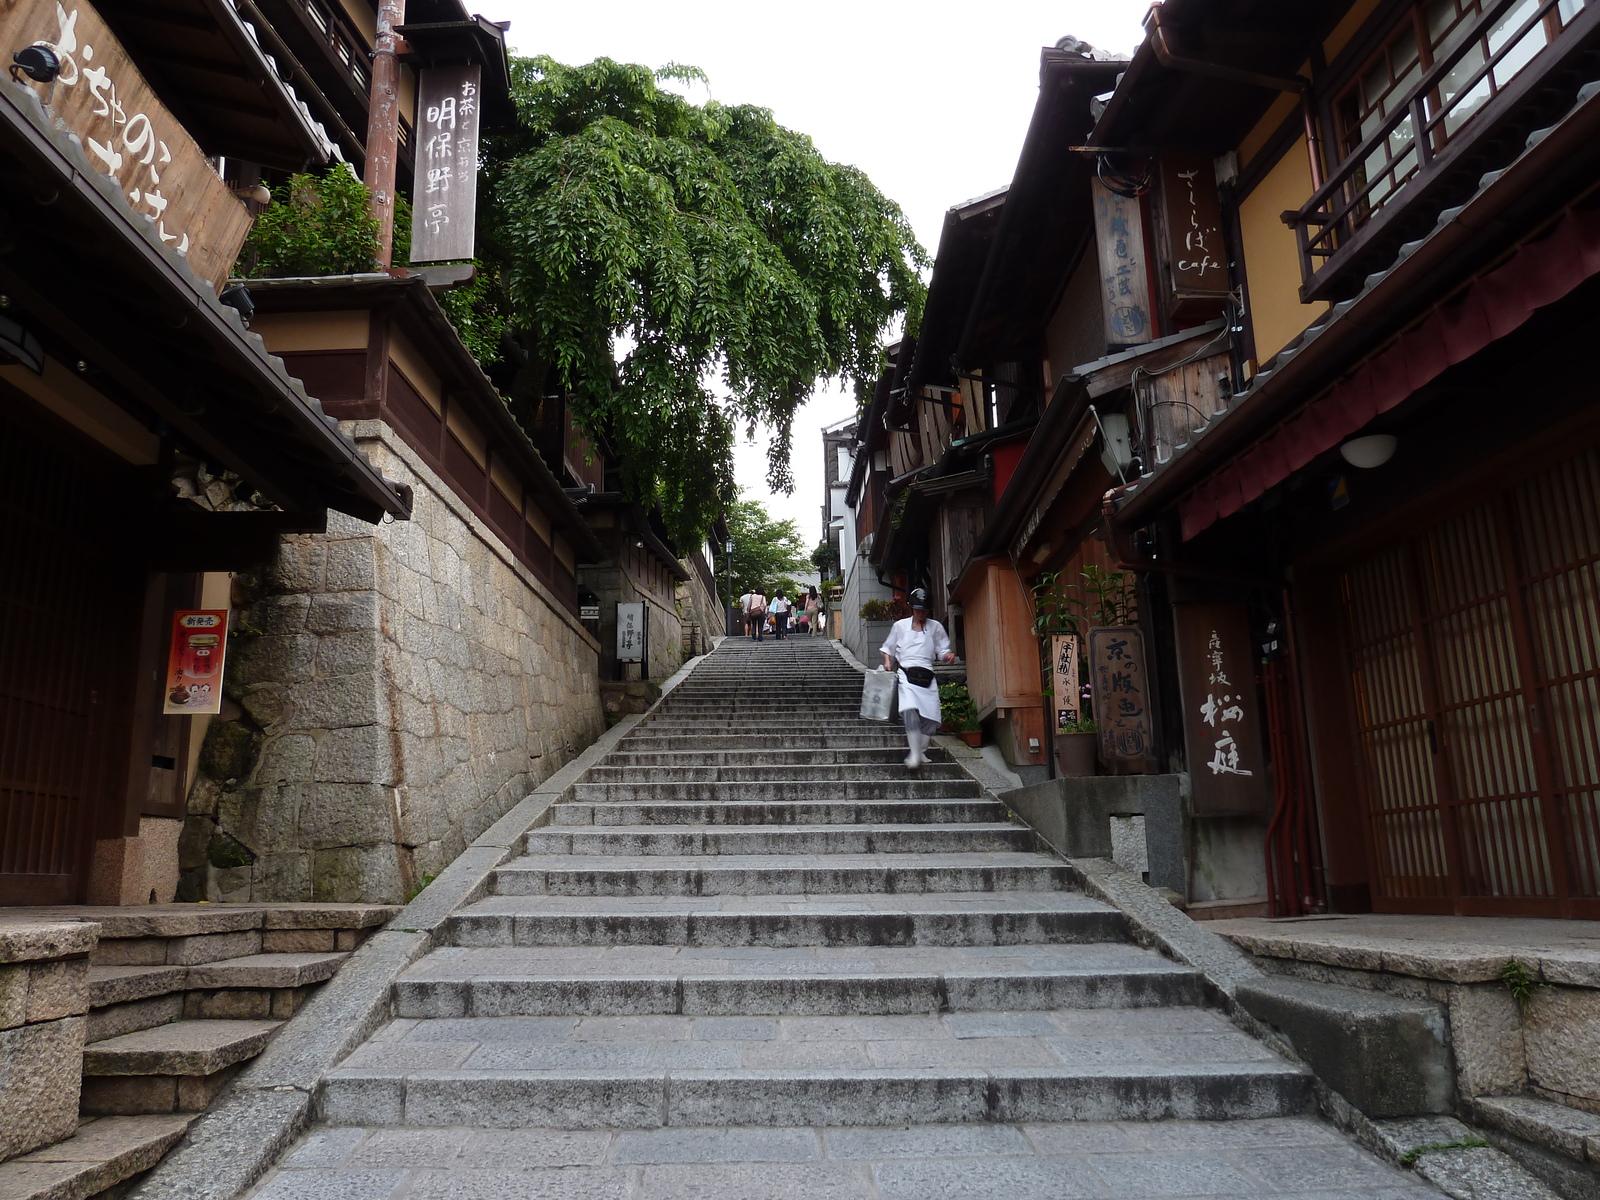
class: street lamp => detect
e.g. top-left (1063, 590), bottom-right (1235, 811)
top-left (725, 539), bottom-right (735, 636)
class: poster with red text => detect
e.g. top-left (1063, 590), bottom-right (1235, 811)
top-left (162, 610), bottom-right (229, 715)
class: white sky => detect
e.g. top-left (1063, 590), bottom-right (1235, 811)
top-left (497, 0), bottom-right (1152, 546)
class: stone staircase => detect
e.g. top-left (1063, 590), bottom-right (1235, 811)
top-left (0, 903), bottom-right (393, 1200)
top-left (254, 638), bottom-right (1442, 1197)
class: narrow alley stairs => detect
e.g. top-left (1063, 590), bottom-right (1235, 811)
top-left (249, 637), bottom-right (1444, 1199)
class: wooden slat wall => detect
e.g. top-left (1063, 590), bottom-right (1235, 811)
top-left (1340, 445), bottom-right (1600, 916)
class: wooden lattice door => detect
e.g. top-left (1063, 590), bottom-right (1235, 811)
top-left (1342, 447), bottom-right (1600, 917)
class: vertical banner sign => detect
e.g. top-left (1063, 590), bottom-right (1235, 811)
top-left (1090, 178), bottom-right (1153, 346)
top-left (410, 63), bottom-right (482, 262)
top-left (162, 610), bottom-right (229, 715)
top-left (0, 0), bottom-right (251, 289)
top-left (1050, 634), bottom-right (1082, 730)
top-left (1157, 154), bottom-right (1229, 315)
top-left (616, 601), bottom-right (646, 663)
top-left (1088, 626), bottom-right (1156, 773)
top-left (1173, 604), bottom-right (1270, 816)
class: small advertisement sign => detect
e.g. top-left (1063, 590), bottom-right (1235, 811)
top-left (1050, 633), bottom-right (1081, 731)
top-left (616, 601), bottom-right (646, 664)
top-left (162, 609), bottom-right (229, 715)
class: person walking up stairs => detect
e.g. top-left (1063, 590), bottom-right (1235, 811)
top-left (248, 638), bottom-right (1443, 1199)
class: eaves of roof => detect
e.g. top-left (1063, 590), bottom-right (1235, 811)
top-left (0, 81), bottom-right (406, 522)
top-left (245, 272), bottom-right (604, 555)
top-left (1111, 76), bottom-right (1600, 531)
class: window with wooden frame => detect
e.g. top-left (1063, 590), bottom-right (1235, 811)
top-left (1331, 0), bottom-right (1586, 229)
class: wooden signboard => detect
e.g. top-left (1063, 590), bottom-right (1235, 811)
top-left (1087, 626), bottom-right (1156, 773)
top-left (1050, 633), bottom-right (1081, 731)
top-left (1173, 604), bottom-right (1270, 816)
top-left (616, 601), bottom-right (645, 664)
top-left (410, 63), bottom-right (482, 263)
top-left (1156, 154), bottom-right (1229, 320)
top-left (0, 0), bottom-right (251, 290)
top-left (1090, 179), bottom-right (1153, 347)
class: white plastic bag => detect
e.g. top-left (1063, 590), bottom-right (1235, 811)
top-left (860, 668), bottom-right (896, 721)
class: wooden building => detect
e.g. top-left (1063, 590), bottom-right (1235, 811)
top-left (0, 0), bottom-right (409, 904)
top-left (1098, 0), bottom-right (1600, 918)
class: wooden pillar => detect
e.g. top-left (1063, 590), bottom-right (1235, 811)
top-left (364, 0), bottom-right (406, 268)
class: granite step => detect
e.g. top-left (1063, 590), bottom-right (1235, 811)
top-left (580, 763), bottom-right (969, 782)
top-left (521, 822), bottom-right (1037, 857)
top-left (394, 943), bottom-right (1204, 1017)
top-left (568, 780), bottom-right (982, 803)
top-left (0, 1114), bottom-right (196, 1200)
top-left (551, 799), bottom-right (1002, 827)
top-left (602, 748), bottom-right (933, 767)
top-left (80, 1018), bottom-right (281, 1115)
top-left (322, 1011), bottom-right (1311, 1127)
top-left (491, 852), bottom-right (1073, 896)
top-left (618, 734), bottom-right (914, 751)
top-left (447, 892), bottom-right (1128, 949)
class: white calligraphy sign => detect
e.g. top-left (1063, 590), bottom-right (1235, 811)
top-left (1, 0), bottom-right (251, 289)
top-left (409, 63), bottom-right (481, 263)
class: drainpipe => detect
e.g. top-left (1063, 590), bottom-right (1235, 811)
top-left (1144, 5), bottom-right (1324, 191)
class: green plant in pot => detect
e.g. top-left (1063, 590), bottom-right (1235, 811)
top-left (1031, 565), bottom-right (1138, 777)
top-left (939, 681), bottom-right (982, 746)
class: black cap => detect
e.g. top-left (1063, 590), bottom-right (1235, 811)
top-left (909, 588), bottom-right (930, 610)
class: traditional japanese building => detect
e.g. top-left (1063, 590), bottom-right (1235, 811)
top-left (1099, 0), bottom-right (1600, 919)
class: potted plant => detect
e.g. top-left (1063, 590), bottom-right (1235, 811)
top-left (939, 681), bottom-right (982, 747)
top-left (1031, 565), bottom-right (1140, 777)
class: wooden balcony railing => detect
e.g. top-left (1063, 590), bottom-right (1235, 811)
top-left (1285, 0), bottom-right (1594, 300)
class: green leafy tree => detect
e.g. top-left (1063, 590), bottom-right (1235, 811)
top-left (713, 497), bottom-right (807, 607)
top-left (474, 57), bottom-right (926, 546)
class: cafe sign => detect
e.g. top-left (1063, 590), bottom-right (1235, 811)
top-left (1, 0), bottom-right (251, 290)
top-left (410, 63), bottom-right (481, 263)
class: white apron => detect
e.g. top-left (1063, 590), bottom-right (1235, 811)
top-left (880, 618), bottom-right (951, 725)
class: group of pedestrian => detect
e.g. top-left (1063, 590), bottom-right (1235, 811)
top-left (737, 586), bottom-right (824, 641)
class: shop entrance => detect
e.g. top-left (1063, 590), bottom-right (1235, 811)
top-left (0, 403), bottom-right (143, 904)
top-left (1341, 447), bottom-right (1600, 917)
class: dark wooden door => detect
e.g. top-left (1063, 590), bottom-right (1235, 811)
top-left (0, 404), bottom-right (141, 904)
top-left (1342, 446), bottom-right (1600, 917)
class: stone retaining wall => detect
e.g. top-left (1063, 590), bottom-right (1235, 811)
top-left (180, 424), bottom-right (604, 904)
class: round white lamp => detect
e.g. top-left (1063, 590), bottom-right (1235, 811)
top-left (1339, 434), bottom-right (1398, 469)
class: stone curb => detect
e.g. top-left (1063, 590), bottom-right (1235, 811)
top-left (129, 702), bottom-right (665, 1200)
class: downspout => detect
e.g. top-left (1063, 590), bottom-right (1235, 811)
top-left (1144, 5), bottom-right (1324, 190)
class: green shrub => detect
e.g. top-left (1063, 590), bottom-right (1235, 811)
top-left (240, 166), bottom-right (383, 278)
top-left (940, 682), bottom-right (979, 731)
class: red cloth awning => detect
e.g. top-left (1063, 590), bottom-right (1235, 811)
top-left (1179, 205), bottom-right (1600, 540)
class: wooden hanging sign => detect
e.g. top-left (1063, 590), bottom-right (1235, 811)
top-left (1088, 625), bottom-right (1156, 773)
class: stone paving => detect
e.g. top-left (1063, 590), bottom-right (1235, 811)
top-left (244, 638), bottom-right (1444, 1198)
top-left (256, 1117), bottom-right (1437, 1199)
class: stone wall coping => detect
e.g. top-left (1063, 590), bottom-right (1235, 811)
top-left (0, 921), bottom-right (99, 963)
top-left (345, 419), bottom-right (601, 653)
top-left (1207, 916), bottom-right (1600, 988)
top-left (126, 707), bottom-right (652, 1200)
top-left (0, 905), bottom-right (399, 941)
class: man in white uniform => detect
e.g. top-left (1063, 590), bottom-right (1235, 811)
top-left (880, 588), bottom-right (956, 769)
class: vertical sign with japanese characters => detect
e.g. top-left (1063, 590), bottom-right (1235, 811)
top-left (1090, 178), bottom-right (1153, 346)
top-left (616, 601), bottom-right (645, 664)
top-left (0, 0), bottom-right (251, 289)
top-left (1050, 634), bottom-right (1081, 731)
top-left (1087, 626), bottom-right (1156, 773)
top-left (1157, 154), bottom-right (1229, 316)
top-left (1174, 604), bottom-right (1269, 815)
top-left (410, 64), bottom-right (481, 263)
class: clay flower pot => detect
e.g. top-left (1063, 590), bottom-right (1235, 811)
top-left (1055, 731), bottom-right (1098, 777)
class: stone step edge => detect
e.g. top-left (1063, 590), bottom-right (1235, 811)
top-left (83, 1019), bottom-right (283, 1078)
top-left (393, 965), bottom-right (1205, 1017)
top-left (0, 1114), bottom-right (198, 1200)
top-left (317, 1060), bottom-right (1313, 1128)
top-left (89, 952), bottom-right (350, 1009)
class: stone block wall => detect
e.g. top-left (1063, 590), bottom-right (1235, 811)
top-left (0, 922), bottom-right (94, 1161)
top-left (180, 424), bottom-right (603, 904)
